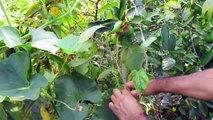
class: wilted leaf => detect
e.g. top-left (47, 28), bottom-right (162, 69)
top-left (49, 6), bottom-right (59, 16)
top-left (40, 104), bottom-right (50, 120)
top-left (162, 57), bottom-right (176, 70)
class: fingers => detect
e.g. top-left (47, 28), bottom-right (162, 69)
top-left (108, 102), bottom-right (116, 113)
top-left (110, 95), bottom-right (116, 103)
top-left (131, 90), bottom-right (140, 96)
top-left (113, 89), bottom-right (121, 97)
top-left (125, 81), bottom-right (135, 91)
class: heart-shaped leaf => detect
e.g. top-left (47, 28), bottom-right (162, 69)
top-left (54, 73), bottom-right (101, 120)
top-left (92, 93), bottom-right (118, 120)
top-left (30, 27), bottom-right (59, 53)
top-left (0, 26), bottom-right (22, 48)
top-left (0, 51), bottom-right (48, 102)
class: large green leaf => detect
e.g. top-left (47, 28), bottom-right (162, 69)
top-left (0, 51), bottom-right (48, 102)
top-left (54, 73), bottom-right (101, 120)
top-left (92, 94), bottom-right (118, 120)
top-left (29, 27), bottom-right (59, 53)
top-left (125, 45), bottom-right (144, 70)
top-left (56, 36), bottom-right (92, 55)
top-left (0, 26), bottom-right (22, 48)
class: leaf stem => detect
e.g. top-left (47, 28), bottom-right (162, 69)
top-left (0, 0), bottom-right (12, 26)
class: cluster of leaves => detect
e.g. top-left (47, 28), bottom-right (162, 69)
top-left (0, 0), bottom-right (213, 120)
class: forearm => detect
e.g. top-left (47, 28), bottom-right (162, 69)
top-left (156, 68), bottom-right (213, 100)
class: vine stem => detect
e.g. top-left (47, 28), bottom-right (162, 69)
top-left (0, 0), bottom-right (12, 26)
top-left (188, 26), bottom-right (202, 68)
top-left (21, 0), bottom-right (81, 40)
top-left (139, 24), bottom-right (148, 71)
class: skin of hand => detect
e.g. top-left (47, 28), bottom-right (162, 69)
top-left (125, 80), bottom-right (161, 96)
top-left (126, 68), bottom-right (213, 100)
top-left (109, 88), bottom-right (147, 120)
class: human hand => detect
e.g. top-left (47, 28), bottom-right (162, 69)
top-left (109, 88), bottom-right (147, 120)
top-left (125, 80), bottom-right (160, 96)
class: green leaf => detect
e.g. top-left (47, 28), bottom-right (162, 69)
top-left (69, 58), bottom-right (89, 75)
top-left (93, 93), bottom-right (118, 120)
top-left (202, 0), bottom-right (213, 15)
top-left (56, 36), bottom-right (81, 55)
top-left (142, 36), bottom-right (157, 48)
top-left (79, 25), bottom-right (104, 43)
top-left (200, 50), bottom-right (213, 66)
top-left (0, 26), bottom-right (22, 48)
top-left (98, 2), bottom-right (118, 15)
top-left (125, 45), bottom-right (144, 70)
top-left (54, 73), bottom-right (101, 120)
top-left (119, 0), bottom-right (126, 19)
top-left (161, 25), bottom-right (176, 51)
top-left (131, 69), bottom-right (149, 92)
top-left (198, 101), bottom-right (208, 117)
top-left (110, 21), bottom-right (122, 34)
top-left (0, 51), bottom-right (48, 102)
top-left (161, 25), bottom-right (170, 50)
top-left (169, 34), bottom-right (176, 51)
top-left (29, 27), bottom-right (59, 53)
top-left (0, 104), bottom-right (7, 120)
top-left (97, 69), bottom-right (112, 80)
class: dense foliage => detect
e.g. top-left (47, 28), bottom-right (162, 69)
top-left (0, 0), bottom-right (213, 119)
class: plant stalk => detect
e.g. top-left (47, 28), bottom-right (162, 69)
top-left (0, 0), bottom-right (12, 26)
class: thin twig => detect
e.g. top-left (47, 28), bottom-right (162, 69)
top-left (115, 44), bottom-right (125, 84)
top-left (189, 26), bottom-right (201, 65)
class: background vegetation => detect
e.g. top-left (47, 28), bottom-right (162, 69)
top-left (0, 0), bottom-right (213, 119)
